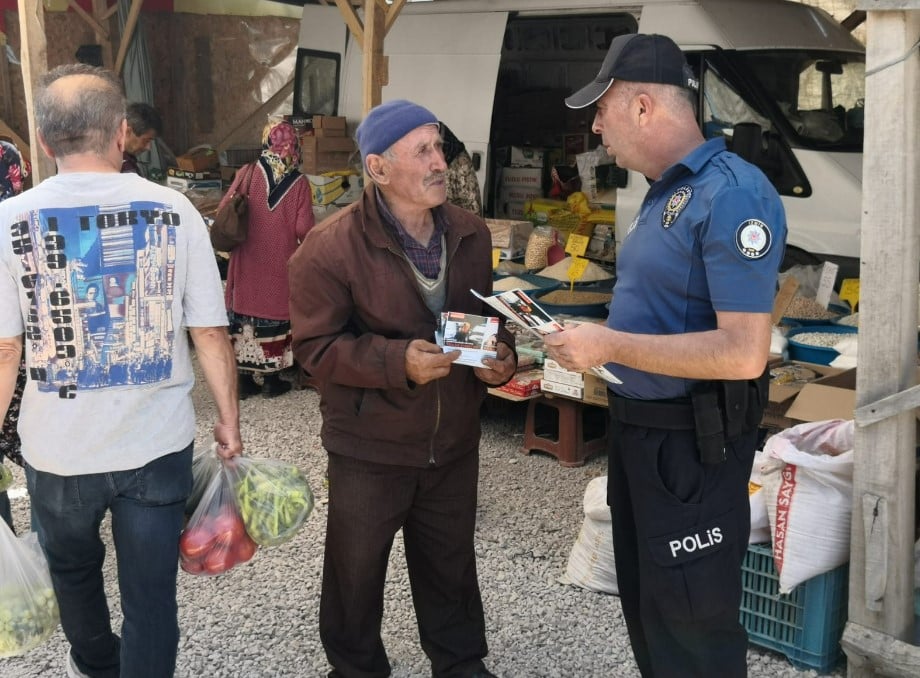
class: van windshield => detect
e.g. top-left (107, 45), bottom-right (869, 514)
top-left (738, 50), bottom-right (865, 152)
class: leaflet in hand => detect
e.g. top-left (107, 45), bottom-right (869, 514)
top-left (436, 311), bottom-right (499, 368)
top-left (471, 288), bottom-right (622, 385)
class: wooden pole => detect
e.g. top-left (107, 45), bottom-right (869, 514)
top-left (92, 0), bottom-right (115, 68)
top-left (361, 0), bottom-right (386, 115)
top-left (17, 0), bottom-right (54, 182)
top-left (845, 9), bottom-right (920, 675)
top-left (114, 0), bottom-right (144, 76)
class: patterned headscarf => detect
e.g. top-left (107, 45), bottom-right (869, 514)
top-left (258, 120), bottom-right (301, 209)
top-left (0, 139), bottom-right (30, 201)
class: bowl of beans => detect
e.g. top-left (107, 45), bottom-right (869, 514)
top-left (781, 296), bottom-right (850, 326)
top-left (786, 325), bottom-right (857, 365)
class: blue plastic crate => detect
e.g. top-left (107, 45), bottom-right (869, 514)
top-left (740, 543), bottom-right (849, 673)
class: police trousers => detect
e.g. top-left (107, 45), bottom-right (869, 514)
top-left (607, 397), bottom-right (757, 678)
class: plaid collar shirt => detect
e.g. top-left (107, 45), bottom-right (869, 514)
top-left (375, 187), bottom-right (447, 280)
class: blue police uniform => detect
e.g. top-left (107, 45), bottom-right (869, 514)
top-left (605, 137), bottom-right (787, 677)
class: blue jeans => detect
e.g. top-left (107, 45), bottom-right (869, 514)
top-left (26, 444), bottom-right (193, 678)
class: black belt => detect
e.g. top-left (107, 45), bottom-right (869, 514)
top-left (609, 395), bottom-right (696, 430)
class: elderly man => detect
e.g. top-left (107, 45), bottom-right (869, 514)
top-left (543, 35), bottom-right (787, 677)
top-left (289, 99), bottom-right (516, 678)
top-left (0, 64), bottom-right (241, 678)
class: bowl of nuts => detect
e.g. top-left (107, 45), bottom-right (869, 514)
top-left (781, 296), bottom-right (850, 326)
top-left (786, 325), bottom-right (857, 365)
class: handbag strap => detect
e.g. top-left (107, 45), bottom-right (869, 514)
top-left (236, 162), bottom-right (257, 198)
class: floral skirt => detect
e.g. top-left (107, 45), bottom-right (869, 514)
top-left (228, 312), bottom-right (294, 374)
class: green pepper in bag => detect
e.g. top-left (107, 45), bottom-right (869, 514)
top-left (225, 457), bottom-right (314, 547)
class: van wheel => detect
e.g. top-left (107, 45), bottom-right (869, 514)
top-left (780, 246), bottom-right (820, 272)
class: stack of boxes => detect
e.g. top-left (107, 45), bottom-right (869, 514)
top-left (493, 146), bottom-right (545, 220)
top-left (300, 115), bottom-right (357, 175)
top-left (167, 149), bottom-right (222, 190)
top-left (540, 359), bottom-right (609, 407)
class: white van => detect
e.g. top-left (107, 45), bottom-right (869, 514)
top-left (294, 0), bottom-right (866, 277)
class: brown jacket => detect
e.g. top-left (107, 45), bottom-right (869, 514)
top-left (288, 186), bottom-right (515, 468)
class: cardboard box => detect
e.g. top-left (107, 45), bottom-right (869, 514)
top-left (485, 219), bottom-right (533, 251)
top-left (582, 372), bottom-right (609, 407)
top-left (541, 378), bottom-right (583, 400)
top-left (176, 148), bottom-right (219, 172)
top-left (314, 127), bottom-right (346, 138)
top-left (495, 145), bottom-right (545, 168)
top-left (495, 368), bottom-right (543, 398)
top-left (165, 176), bottom-right (222, 191)
top-left (500, 166), bottom-right (543, 190)
top-left (307, 174), bottom-right (346, 206)
top-left (495, 199), bottom-right (527, 220)
top-left (784, 369), bottom-right (856, 423)
top-left (300, 135), bottom-right (357, 174)
top-left (167, 166), bottom-right (221, 180)
top-left (312, 115), bottom-right (347, 130)
top-left (542, 363), bottom-right (585, 388)
top-left (762, 361), bottom-right (848, 430)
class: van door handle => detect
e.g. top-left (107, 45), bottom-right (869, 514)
top-left (471, 152), bottom-right (482, 172)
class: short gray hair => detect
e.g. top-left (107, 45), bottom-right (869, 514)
top-left (36, 64), bottom-right (126, 158)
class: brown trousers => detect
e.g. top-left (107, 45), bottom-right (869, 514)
top-left (320, 451), bottom-right (489, 678)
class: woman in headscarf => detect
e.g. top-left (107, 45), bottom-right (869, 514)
top-left (218, 119), bottom-right (314, 398)
top-left (0, 138), bottom-right (29, 532)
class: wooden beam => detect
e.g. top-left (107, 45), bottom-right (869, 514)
top-left (847, 11), bottom-right (920, 676)
top-left (92, 0), bottom-right (116, 68)
top-left (384, 0), bottom-right (407, 35)
top-left (842, 10), bottom-right (867, 32)
top-left (0, 35), bottom-right (13, 123)
top-left (114, 0), bottom-right (144, 76)
top-left (215, 77), bottom-right (295, 153)
top-left (334, 0), bottom-right (364, 44)
top-left (17, 0), bottom-right (54, 182)
top-left (841, 622), bottom-right (920, 677)
top-left (67, 0), bottom-right (109, 38)
top-left (362, 0), bottom-right (386, 115)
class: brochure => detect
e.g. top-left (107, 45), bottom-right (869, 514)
top-left (436, 311), bottom-right (500, 368)
top-left (471, 288), bottom-right (622, 385)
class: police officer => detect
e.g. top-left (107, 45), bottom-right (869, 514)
top-left (543, 34), bottom-right (786, 678)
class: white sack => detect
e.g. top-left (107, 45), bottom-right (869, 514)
top-left (559, 476), bottom-right (618, 594)
top-left (749, 450), bottom-right (771, 544)
top-left (760, 419), bottom-right (854, 593)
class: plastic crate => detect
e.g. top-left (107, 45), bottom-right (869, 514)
top-left (740, 542), bottom-right (849, 673)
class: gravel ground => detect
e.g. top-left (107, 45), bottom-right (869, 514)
top-left (3, 364), bottom-right (845, 678)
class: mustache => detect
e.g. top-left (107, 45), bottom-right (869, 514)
top-left (424, 171), bottom-right (446, 186)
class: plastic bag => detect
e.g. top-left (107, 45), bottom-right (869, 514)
top-left (0, 523), bottom-right (60, 657)
top-left (224, 457), bottom-right (314, 547)
top-left (178, 462), bottom-right (258, 576)
top-left (759, 419), bottom-right (854, 593)
top-left (186, 444), bottom-right (223, 516)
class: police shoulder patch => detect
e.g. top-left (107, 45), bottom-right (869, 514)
top-left (662, 185), bottom-right (693, 229)
top-left (735, 219), bottom-right (772, 259)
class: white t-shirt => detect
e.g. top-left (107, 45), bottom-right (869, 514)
top-left (0, 172), bottom-right (228, 475)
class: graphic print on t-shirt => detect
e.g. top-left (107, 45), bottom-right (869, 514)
top-left (11, 201), bottom-right (178, 398)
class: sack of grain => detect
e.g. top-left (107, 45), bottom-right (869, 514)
top-left (559, 476), bottom-right (618, 595)
top-left (759, 419), bottom-right (854, 593)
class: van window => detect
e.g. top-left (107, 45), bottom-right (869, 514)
top-left (739, 50), bottom-right (865, 151)
top-left (293, 48), bottom-right (340, 117)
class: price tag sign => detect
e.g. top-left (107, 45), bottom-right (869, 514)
top-left (565, 233), bottom-right (590, 258)
top-left (567, 256), bottom-right (589, 284)
top-left (838, 278), bottom-right (860, 311)
top-left (492, 248), bottom-right (501, 270)
top-left (814, 261), bottom-right (839, 309)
